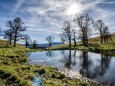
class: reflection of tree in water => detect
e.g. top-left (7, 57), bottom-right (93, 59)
top-left (80, 51), bottom-right (91, 77)
top-left (94, 54), bottom-right (111, 77)
top-left (60, 50), bottom-right (77, 70)
top-left (72, 50), bottom-right (77, 66)
top-left (64, 50), bottom-right (72, 69)
top-left (45, 50), bottom-right (54, 57)
top-left (79, 51), bottom-right (111, 79)
top-left (61, 50), bottom-right (65, 55)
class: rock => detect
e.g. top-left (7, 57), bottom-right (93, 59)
top-left (81, 83), bottom-right (87, 86)
top-left (51, 74), bottom-right (56, 78)
top-left (38, 69), bottom-right (45, 75)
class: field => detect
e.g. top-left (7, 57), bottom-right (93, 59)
top-left (0, 40), bottom-right (97, 86)
top-left (0, 33), bottom-right (115, 85)
top-left (49, 33), bottom-right (115, 56)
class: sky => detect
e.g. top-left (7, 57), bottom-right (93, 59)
top-left (0, 0), bottom-right (115, 43)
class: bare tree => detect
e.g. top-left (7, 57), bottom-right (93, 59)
top-left (61, 21), bottom-right (72, 47)
top-left (74, 14), bottom-right (93, 46)
top-left (21, 34), bottom-right (31, 48)
top-left (4, 29), bottom-right (13, 46)
top-left (60, 35), bottom-right (65, 44)
top-left (103, 26), bottom-right (113, 42)
top-left (72, 29), bottom-right (77, 47)
top-left (6, 18), bottom-right (26, 47)
top-left (32, 40), bottom-right (38, 49)
top-left (45, 36), bottom-right (54, 47)
top-left (94, 19), bottom-right (105, 43)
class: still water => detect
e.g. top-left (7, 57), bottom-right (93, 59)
top-left (27, 50), bottom-right (115, 83)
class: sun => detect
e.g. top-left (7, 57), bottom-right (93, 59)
top-left (65, 2), bottom-right (83, 15)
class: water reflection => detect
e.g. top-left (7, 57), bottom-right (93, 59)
top-left (60, 50), bottom-right (77, 70)
top-left (72, 50), bottom-right (77, 66)
top-left (28, 50), bottom-right (114, 83)
top-left (64, 50), bottom-right (72, 69)
top-left (79, 51), bottom-right (90, 78)
top-left (45, 50), bottom-right (54, 57)
top-left (33, 77), bottom-right (42, 86)
top-left (78, 51), bottom-right (111, 79)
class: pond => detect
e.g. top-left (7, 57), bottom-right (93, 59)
top-left (27, 50), bottom-right (115, 84)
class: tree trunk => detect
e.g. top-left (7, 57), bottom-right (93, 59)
top-left (83, 37), bottom-right (85, 46)
top-left (73, 34), bottom-right (76, 47)
top-left (83, 32), bottom-right (86, 46)
top-left (7, 41), bottom-right (9, 46)
top-left (74, 39), bottom-right (76, 47)
top-left (13, 31), bottom-right (17, 47)
top-left (49, 43), bottom-right (51, 47)
top-left (9, 35), bottom-right (12, 45)
top-left (69, 39), bottom-right (71, 48)
top-left (100, 29), bottom-right (103, 43)
top-left (85, 34), bottom-right (88, 47)
top-left (26, 41), bottom-right (28, 48)
top-left (101, 36), bottom-right (103, 43)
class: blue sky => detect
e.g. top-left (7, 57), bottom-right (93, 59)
top-left (0, 0), bottom-right (115, 43)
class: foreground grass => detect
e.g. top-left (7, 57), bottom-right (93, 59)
top-left (0, 44), bottom-right (97, 86)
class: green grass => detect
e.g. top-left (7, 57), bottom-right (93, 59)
top-left (89, 33), bottom-right (115, 43)
top-left (0, 40), bottom-right (97, 86)
top-left (48, 33), bottom-right (115, 56)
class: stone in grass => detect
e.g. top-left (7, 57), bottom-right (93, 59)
top-left (38, 69), bottom-right (46, 76)
top-left (51, 74), bottom-right (56, 78)
top-left (58, 74), bottom-right (65, 79)
top-left (79, 83), bottom-right (87, 86)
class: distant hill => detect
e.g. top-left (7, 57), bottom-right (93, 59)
top-left (22, 42), bottom-right (62, 48)
top-left (38, 42), bottom-right (62, 47)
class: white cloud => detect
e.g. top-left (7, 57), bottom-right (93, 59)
top-left (1, 0), bottom-right (115, 43)
top-left (94, 1), bottom-right (115, 4)
top-left (13, 0), bottom-right (26, 13)
top-left (14, 0), bottom-right (115, 40)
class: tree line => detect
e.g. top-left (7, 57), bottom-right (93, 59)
top-left (3, 17), bottom-right (55, 48)
top-left (2, 13), bottom-right (113, 48)
top-left (60, 13), bottom-right (113, 47)
top-left (4, 17), bottom-right (27, 47)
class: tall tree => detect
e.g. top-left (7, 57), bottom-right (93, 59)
top-left (4, 29), bottom-right (13, 46)
top-left (61, 21), bottom-right (72, 47)
top-left (32, 40), bottom-right (38, 49)
top-left (21, 34), bottom-right (31, 48)
top-left (94, 19), bottom-right (105, 43)
top-left (60, 35), bottom-right (65, 44)
top-left (72, 29), bottom-right (77, 47)
top-left (6, 18), bottom-right (26, 47)
top-left (74, 14), bottom-right (93, 46)
top-left (45, 36), bottom-right (54, 47)
top-left (64, 50), bottom-right (72, 69)
top-left (103, 26), bottom-right (113, 42)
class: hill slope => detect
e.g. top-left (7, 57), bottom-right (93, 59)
top-left (49, 33), bottom-right (115, 53)
top-left (89, 33), bottom-right (115, 43)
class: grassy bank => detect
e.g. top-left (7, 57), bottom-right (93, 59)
top-left (49, 33), bottom-right (115, 51)
top-left (48, 42), bottom-right (115, 56)
top-left (0, 41), bottom-right (97, 86)
top-left (49, 42), bottom-right (115, 50)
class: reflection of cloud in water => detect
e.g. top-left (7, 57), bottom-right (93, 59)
top-left (28, 50), bottom-right (115, 83)
top-left (33, 77), bottom-right (42, 86)
top-left (97, 57), bottom-right (115, 83)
